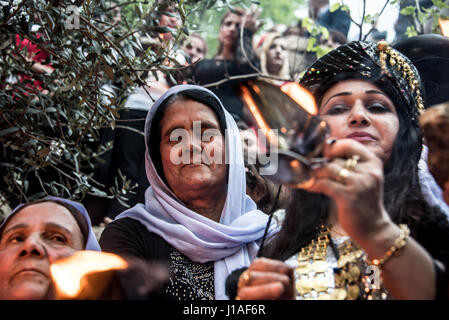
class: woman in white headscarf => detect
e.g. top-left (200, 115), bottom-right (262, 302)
top-left (100, 84), bottom-right (278, 300)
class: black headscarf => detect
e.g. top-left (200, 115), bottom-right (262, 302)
top-left (299, 40), bottom-right (426, 163)
top-left (300, 41), bottom-right (424, 123)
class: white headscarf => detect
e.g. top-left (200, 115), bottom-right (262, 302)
top-left (115, 84), bottom-right (278, 299)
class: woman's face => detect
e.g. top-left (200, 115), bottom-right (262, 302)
top-left (218, 13), bottom-right (241, 50)
top-left (182, 36), bottom-right (206, 62)
top-left (159, 98), bottom-right (228, 202)
top-left (158, 6), bottom-right (181, 40)
top-left (0, 202), bottom-right (84, 299)
top-left (266, 37), bottom-right (287, 75)
top-left (319, 79), bottom-right (399, 163)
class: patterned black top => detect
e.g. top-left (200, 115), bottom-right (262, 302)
top-left (100, 217), bottom-right (216, 300)
top-left (165, 248), bottom-right (215, 300)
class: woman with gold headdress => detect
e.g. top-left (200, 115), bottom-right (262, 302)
top-left (230, 41), bottom-right (449, 300)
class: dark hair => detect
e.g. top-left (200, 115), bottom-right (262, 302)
top-left (0, 199), bottom-right (89, 247)
top-left (215, 8), bottom-right (245, 57)
top-left (148, 90), bottom-right (227, 184)
top-left (264, 76), bottom-right (449, 264)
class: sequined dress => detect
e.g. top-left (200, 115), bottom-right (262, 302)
top-left (285, 237), bottom-right (390, 300)
top-left (165, 248), bottom-right (215, 300)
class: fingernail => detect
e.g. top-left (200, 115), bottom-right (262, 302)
top-left (326, 138), bottom-right (337, 145)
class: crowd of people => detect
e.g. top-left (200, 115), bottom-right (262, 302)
top-left (1, 0), bottom-right (449, 301)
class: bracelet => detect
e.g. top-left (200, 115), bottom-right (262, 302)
top-left (364, 224), bottom-right (410, 268)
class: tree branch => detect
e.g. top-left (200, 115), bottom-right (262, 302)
top-left (363, 0), bottom-right (391, 41)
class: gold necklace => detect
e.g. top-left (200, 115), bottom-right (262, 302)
top-left (294, 225), bottom-right (379, 300)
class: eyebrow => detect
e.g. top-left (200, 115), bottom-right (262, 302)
top-left (2, 223), bottom-right (74, 238)
top-left (162, 121), bottom-right (220, 139)
top-left (322, 92), bottom-right (351, 108)
top-left (44, 223), bottom-right (74, 237)
top-left (322, 89), bottom-right (389, 109)
top-left (2, 223), bottom-right (28, 236)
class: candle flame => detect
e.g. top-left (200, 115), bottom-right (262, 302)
top-left (440, 19), bottom-right (449, 37)
top-left (50, 251), bottom-right (128, 299)
top-left (280, 82), bottom-right (318, 115)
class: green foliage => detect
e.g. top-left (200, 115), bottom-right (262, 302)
top-left (187, 0), bottom-right (305, 58)
top-left (0, 0), bottom-right (200, 209)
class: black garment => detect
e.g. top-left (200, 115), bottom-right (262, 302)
top-left (84, 109), bottom-right (149, 225)
top-left (100, 217), bottom-right (215, 300)
top-left (317, 7), bottom-right (351, 37)
top-left (189, 28), bottom-right (260, 123)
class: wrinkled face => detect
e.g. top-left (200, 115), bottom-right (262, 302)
top-left (266, 37), bottom-right (287, 75)
top-left (182, 36), bottom-right (206, 62)
top-left (319, 79), bottom-right (399, 163)
top-left (0, 202), bottom-right (84, 300)
top-left (159, 99), bottom-right (228, 201)
top-left (218, 13), bottom-right (241, 50)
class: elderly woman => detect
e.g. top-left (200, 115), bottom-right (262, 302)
top-left (0, 197), bottom-right (100, 300)
top-left (232, 41), bottom-right (449, 300)
top-left (99, 85), bottom-right (277, 300)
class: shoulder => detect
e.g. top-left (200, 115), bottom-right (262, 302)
top-left (99, 217), bottom-right (171, 261)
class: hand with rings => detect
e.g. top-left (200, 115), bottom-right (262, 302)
top-left (336, 155), bottom-right (360, 184)
top-left (235, 258), bottom-right (295, 300)
top-left (303, 138), bottom-right (391, 243)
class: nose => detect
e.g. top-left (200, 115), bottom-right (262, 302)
top-left (348, 101), bottom-right (370, 127)
top-left (19, 235), bottom-right (46, 259)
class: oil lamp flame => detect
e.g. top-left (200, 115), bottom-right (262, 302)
top-left (280, 82), bottom-right (318, 115)
top-left (440, 18), bottom-right (449, 37)
top-left (50, 251), bottom-right (128, 299)
top-left (240, 85), bottom-right (279, 147)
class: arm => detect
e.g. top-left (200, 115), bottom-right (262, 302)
top-left (355, 221), bottom-right (437, 299)
top-left (308, 139), bottom-right (442, 299)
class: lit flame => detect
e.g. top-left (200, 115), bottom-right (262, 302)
top-left (280, 82), bottom-right (318, 115)
top-left (440, 18), bottom-right (449, 37)
top-left (50, 251), bottom-right (128, 299)
top-left (240, 85), bottom-right (279, 147)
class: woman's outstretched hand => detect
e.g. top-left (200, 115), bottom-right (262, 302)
top-left (243, 5), bottom-right (264, 33)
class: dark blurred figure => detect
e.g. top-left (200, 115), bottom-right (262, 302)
top-left (394, 0), bottom-right (433, 42)
top-left (393, 34), bottom-right (449, 108)
top-left (320, 28), bottom-right (348, 49)
top-left (310, 0), bottom-right (351, 38)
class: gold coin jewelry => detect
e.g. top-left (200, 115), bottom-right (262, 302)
top-left (294, 226), bottom-right (389, 300)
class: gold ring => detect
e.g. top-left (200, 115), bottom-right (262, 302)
top-left (337, 168), bottom-right (350, 183)
top-left (344, 155), bottom-right (360, 171)
top-left (238, 270), bottom-right (251, 289)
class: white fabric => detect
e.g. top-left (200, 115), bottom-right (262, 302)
top-left (418, 145), bottom-right (449, 220)
top-left (115, 84), bottom-right (278, 299)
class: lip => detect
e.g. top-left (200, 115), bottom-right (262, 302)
top-left (13, 268), bottom-right (48, 280)
top-left (346, 132), bottom-right (377, 142)
top-left (182, 163), bottom-right (207, 169)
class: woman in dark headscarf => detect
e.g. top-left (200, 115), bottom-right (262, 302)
top-left (232, 41), bottom-right (449, 300)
